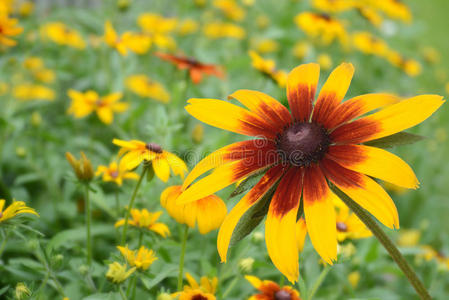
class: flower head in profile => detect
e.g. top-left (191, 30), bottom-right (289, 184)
top-left (161, 185), bottom-right (227, 234)
top-left (112, 139), bottom-right (187, 182)
top-left (103, 21), bottom-right (151, 56)
top-left (67, 90), bottom-right (128, 124)
top-left (213, 0), bottom-right (245, 21)
top-left (249, 51), bottom-right (287, 87)
top-left (352, 32), bottom-right (389, 58)
top-left (295, 12), bottom-right (347, 46)
top-left (125, 74), bottom-right (170, 103)
top-left (173, 272), bottom-right (217, 300)
top-left (40, 22), bottom-right (86, 49)
top-left (0, 199), bottom-right (38, 224)
top-left (106, 262), bottom-right (136, 284)
top-left (155, 52), bottom-right (225, 85)
top-left (387, 51), bottom-right (422, 77)
top-left (0, 13), bottom-right (23, 47)
top-left (13, 84), bottom-right (55, 101)
top-left (117, 245), bottom-right (157, 271)
top-left (178, 62), bottom-right (444, 282)
top-left (245, 275), bottom-right (301, 300)
top-left (137, 13), bottom-right (177, 50)
top-left (65, 152), bottom-right (94, 182)
top-left (96, 161), bottom-right (139, 186)
top-left (203, 22), bottom-right (245, 40)
top-left (115, 209), bottom-right (170, 237)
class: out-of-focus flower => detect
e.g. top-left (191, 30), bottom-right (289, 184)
top-left (106, 262), bottom-right (136, 283)
top-left (347, 271), bottom-right (360, 288)
top-left (418, 245), bottom-right (449, 270)
top-left (155, 52), bottom-right (225, 84)
top-left (103, 21), bottom-right (152, 56)
top-left (293, 41), bottom-right (312, 60)
top-left (0, 82), bottom-right (9, 96)
top-left (238, 257), bottom-right (255, 273)
top-left (18, 1), bottom-right (34, 17)
top-left (352, 32), bottom-right (389, 57)
top-left (15, 282), bottom-right (31, 300)
top-left (160, 185), bottom-right (227, 234)
top-left (115, 209), bottom-right (170, 237)
top-left (334, 200), bottom-right (372, 242)
top-left (312, 0), bottom-right (359, 13)
top-left (194, 0), bottom-right (207, 7)
top-left (358, 7), bottom-right (383, 28)
top-left (242, 0), bottom-right (255, 6)
top-left (317, 53), bottom-right (333, 70)
top-left (398, 229), bottom-right (421, 247)
top-left (387, 51), bottom-right (421, 77)
top-left (245, 275), bottom-right (301, 300)
top-left (213, 0), bottom-right (245, 21)
top-left (203, 22), bottom-right (245, 39)
top-left (13, 84), bottom-right (55, 101)
top-left (117, 0), bottom-right (131, 11)
top-left (253, 38), bottom-right (279, 54)
top-left (125, 74), bottom-right (170, 103)
top-left (173, 273), bottom-right (217, 300)
top-left (191, 124), bottom-right (204, 144)
top-left (371, 0), bottom-right (411, 23)
top-left (421, 47), bottom-right (440, 65)
top-left (177, 19), bottom-right (199, 36)
top-left (31, 111), bottom-right (42, 127)
top-left (0, 199), bottom-right (38, 224)
top-left (67, 90), bottom-right (128, 124)
top-left (295, 12), bottom-right (348, 46)
top-left (137, 13), bottom-right (177, 50)
top-left (117, 245), bottom-right (157, 271)
top-left (256, 15), bottom-right (270, 29)
top-left (96, 161), bottom-right (139, 186)
top-left (23, 57), bottom-right (55, 83)
top-left (112, 139), bottom-right (187, 181)
top-left (15, 146), bottom-right (26, 157)
top-left (40, 22), bottom-right (86, 49)
top-left (65, 152), bottom-right (94, 182)
top-left (0, 13), bottom-right (22, 47)
top-left (249, 51), bottom-right (287, 87)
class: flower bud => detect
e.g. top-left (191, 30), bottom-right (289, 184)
top-left (157, 293), bottom-right (172, 300)
top-left (78, 265), bottom-right (89, 276)
top-left (31, 112), bottom-right (42, 127)
top-left (15, 282), bottom-right (31, 300)
top-left (15, 147), bottom-right (27, 158)
top-left (106, 262), bottom-right (136, 284)
top-left (238, 257), bottom-right (255, 273)
top-left (66, 152), bottom-right (94, 182)
top-left (252, 231), bottom-right (264, 243)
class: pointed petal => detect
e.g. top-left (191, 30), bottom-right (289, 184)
top-left (303, 165), bottom-right (337, 264)
top-left (265, 168), bottom-right (303, 283)
top-left (153, 158), bottom-right (171, 182)
top-left (287, 63), bottom-right (320, 122)
top-left (312, 63), bottom-right (355, 125)
top-left (331, 95), bottom-right (444, 144)
top-left (217, 165), bottom-right (286, 262)
top-left (327, 145), bottom-right (418, 189)
top-left (296, 218), bottom-right (307, 252)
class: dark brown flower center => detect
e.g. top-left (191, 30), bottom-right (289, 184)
top-left (109, 170), bottom-right (119, 178)
top-left (145, 143), bottom-right (163, 154)
top-left (275, 290), bottom-right (292, 300)
top-left (337, 222), bottom-right (348, 232)
top-left (276, 122), bottom-right (330, 167)
top-left (192, 294), bottom-right (208, 300)
top-left (0, 211), bottom-right (3, 218)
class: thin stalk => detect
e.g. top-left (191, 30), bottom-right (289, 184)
top-left (115, 188), bottom-right (120, 216)
top-left (222, 276), bottom-right (239, 298)
top-left (177, 225), bottom-right (189, 291)
top-left (307, 266), bottom-right (330, 300)
top-left (297, 274), bottom-right (308, 299)
top-left (129, 231), bottom-right (144, 300)
top-left (85, 183), bottom-right (92, 266)
top-left (119, 286), bottom-right (127, 300)
top-left (338, 189), bottom-right (431, 300)
top-left (121, 166), bottom-right (147, 245)
top-left (0, 230), bottom-right (10, 258)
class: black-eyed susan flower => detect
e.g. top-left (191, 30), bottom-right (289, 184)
top-left (293, 41), bottom-right (312, 60)
top-left (112, 139), bottom-right (187, 181)
top-left (160, 185), bottom-right (227, 234)
top-left (176, 19), bottom-right (199, 36)
top-left (203, 22), bottom-right (245, 40)
top-left (386, 51), bottom-right (422, 77)
top-left (295, 12), bottom-right (347, 46)
top-left (115, 209), bottom-right (170, 237)
top-left (249, 51), bottom-right (287, 87)
top-left (312, 0), bottom-right (358, 14)
top-left (137, 13), bottom-right (177, 50)
top-left (352, 32), bottom-right (389, 58)
top-left (317, 53), bottom-right (333, 70)
top-left (253, 38), bottom-right (279, 54)
top-left (0, 13), bottom-right (23, 47)
top-left (96, 161), bottom-right (139, 186)
top-left (155, 52), bottom-right (225, 85)
top-left (65, 152), bottom-right (94, 182)
top-left (23, 57), bottom-right (55, 84)
top-left (67, 90), bottom-right (128, 124)
top-left (358, 7), bottom-right (383, 28)
top-left (117, 245), bottom-right (157, 271)
top-left (213, 0), bottom-right (245, 21)
top-left (177, 62), bottom-right (444, 282)
top-left (103, 21), bottom-right (151, 56)
top-left (173, 272), bottom-right (217, 300)
top-left (125, 74), bottom-right (170, 103)
top-left (106, 262), bottom-right (136, 284)
top-left (40, 22), bottom-right (86, 49)
top-left (0, 199), bottom-right (38, 223)
top-left (245, 275), bottom-right (301, 300)
top-left (372, 0), bottom-right (411, 23)
top-left (13, 84), bottom-right (55, 101)
top-left (418, 245), bottom-right (449, 270)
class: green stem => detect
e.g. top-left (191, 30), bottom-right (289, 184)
top-left (119, 286), bottom-right (127, 300)
top-left (0, 230), bottom-right (10, 258)
top-left (177, 225), bottom-right (189, 291)
top-left (297, 274), bottom-right (308, 299)
top-left (307, 266), bottom-right (330, 300)
top-left (138, 230), bottom-right (143, 248)
top-left (121, 166), bottom-right (147, 245)
top-left (115, 188), bottom-right (120, 217)
top-left (338, 189), bottom-right (431, 300)
top-left (85, 183), bottom-right (92, 266)
top-left (222, 276), bottom-right (239, 298)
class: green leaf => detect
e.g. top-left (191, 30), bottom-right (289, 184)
top-left (229, 168), bottom-right (267, 199)
top-left (364, 132), bottom-right (425, 149)
top-left (83, 293), bottom-right (122, 300)
top-left (0, 285), bottom-right (9, 296)
top-left (229, 182), bottom-right (278, 246)
top-left (140, 265), bottom-right (178, 290)
top-left (46, 225), bottom-right (114, 251)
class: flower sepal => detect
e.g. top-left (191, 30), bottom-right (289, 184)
top-left (364, 131), bottom-right (425, 149)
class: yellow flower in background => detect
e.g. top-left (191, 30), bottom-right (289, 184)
top-left (398, 229), bottom-right (421, 247)
top-left (347, 271), bottom-right (361, 288)
top-left (23, 57), bottom-right (55, 83)
top-left (0, 82), bottom-right (9, 96)
top-left (213, 0), bottom-right (245, 21)
top-left (249, 51), bottom-right (287, 87)
top-left (117, 245), bottom-right (158, 271)
top-left (125, 74), bottom-right (170, 103)
top-left (67, 90), bottom-right (128, 124)
top-left (173, 272), bottom-right (217, 300)
top-left (115, 209), bottom-right (170, 237)
top-left (104, 21), bottom-right (152, 56)
top-left (23, 57), bottom-right (43, 70)
top-left (421, 47), bottom-right (440, 65)
top-left (245, 275), bottom-right (301, 300)
top-left (137, 13), bottom-right (177, 50)
top-left (293, 41), bottom-right (311, 59)
top-left (40, 22), bottom-right (86, 49)
top-left (295, 12), bottom-right (348, 46)
top-left (352, 32), bottom-right (389, 58)
top-left (65, 152), bottom-right (94, 182)
top-left (317, 53), bottom-right (333, 70)
top-left (418, 245), bottom-right (449, 270)
top-left (253, 38), bottom-right (279, 54)
top-left (387, 51), bottom-right (422, 77)
top-left (334, 200), bottom-right (372, 242)
top-left (312, 0), bottom-right (358, 13)
top-left (112, 139), bottom-right (188, 181)
top-left (160, 185), bottom-right (227, 234)
top-left (370, 0), bottom-right (411, 23)
top-left (256, 15), bottom-right (270, 30)
top-left (13, 84), bottom-right (55, 101)
top-left (18, 1), bottom-right (34, 17)
top-left (203, 22), bottom-right (245, 40)
top-left (358, 7), bottom-right (383, 28)
top-left (0, 13), bottom-right (23, 47)
top-left (106, 262), bottom-right (136, 284)
top-left (177, 19), bottom-right (199, 36)
top-left (96, 161), bottom-right (139, 186)
top-left (0, 199), bottom-right (38, 223)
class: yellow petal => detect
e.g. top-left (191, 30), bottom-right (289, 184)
top-left (153, 158), bottom-right (171, 182)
